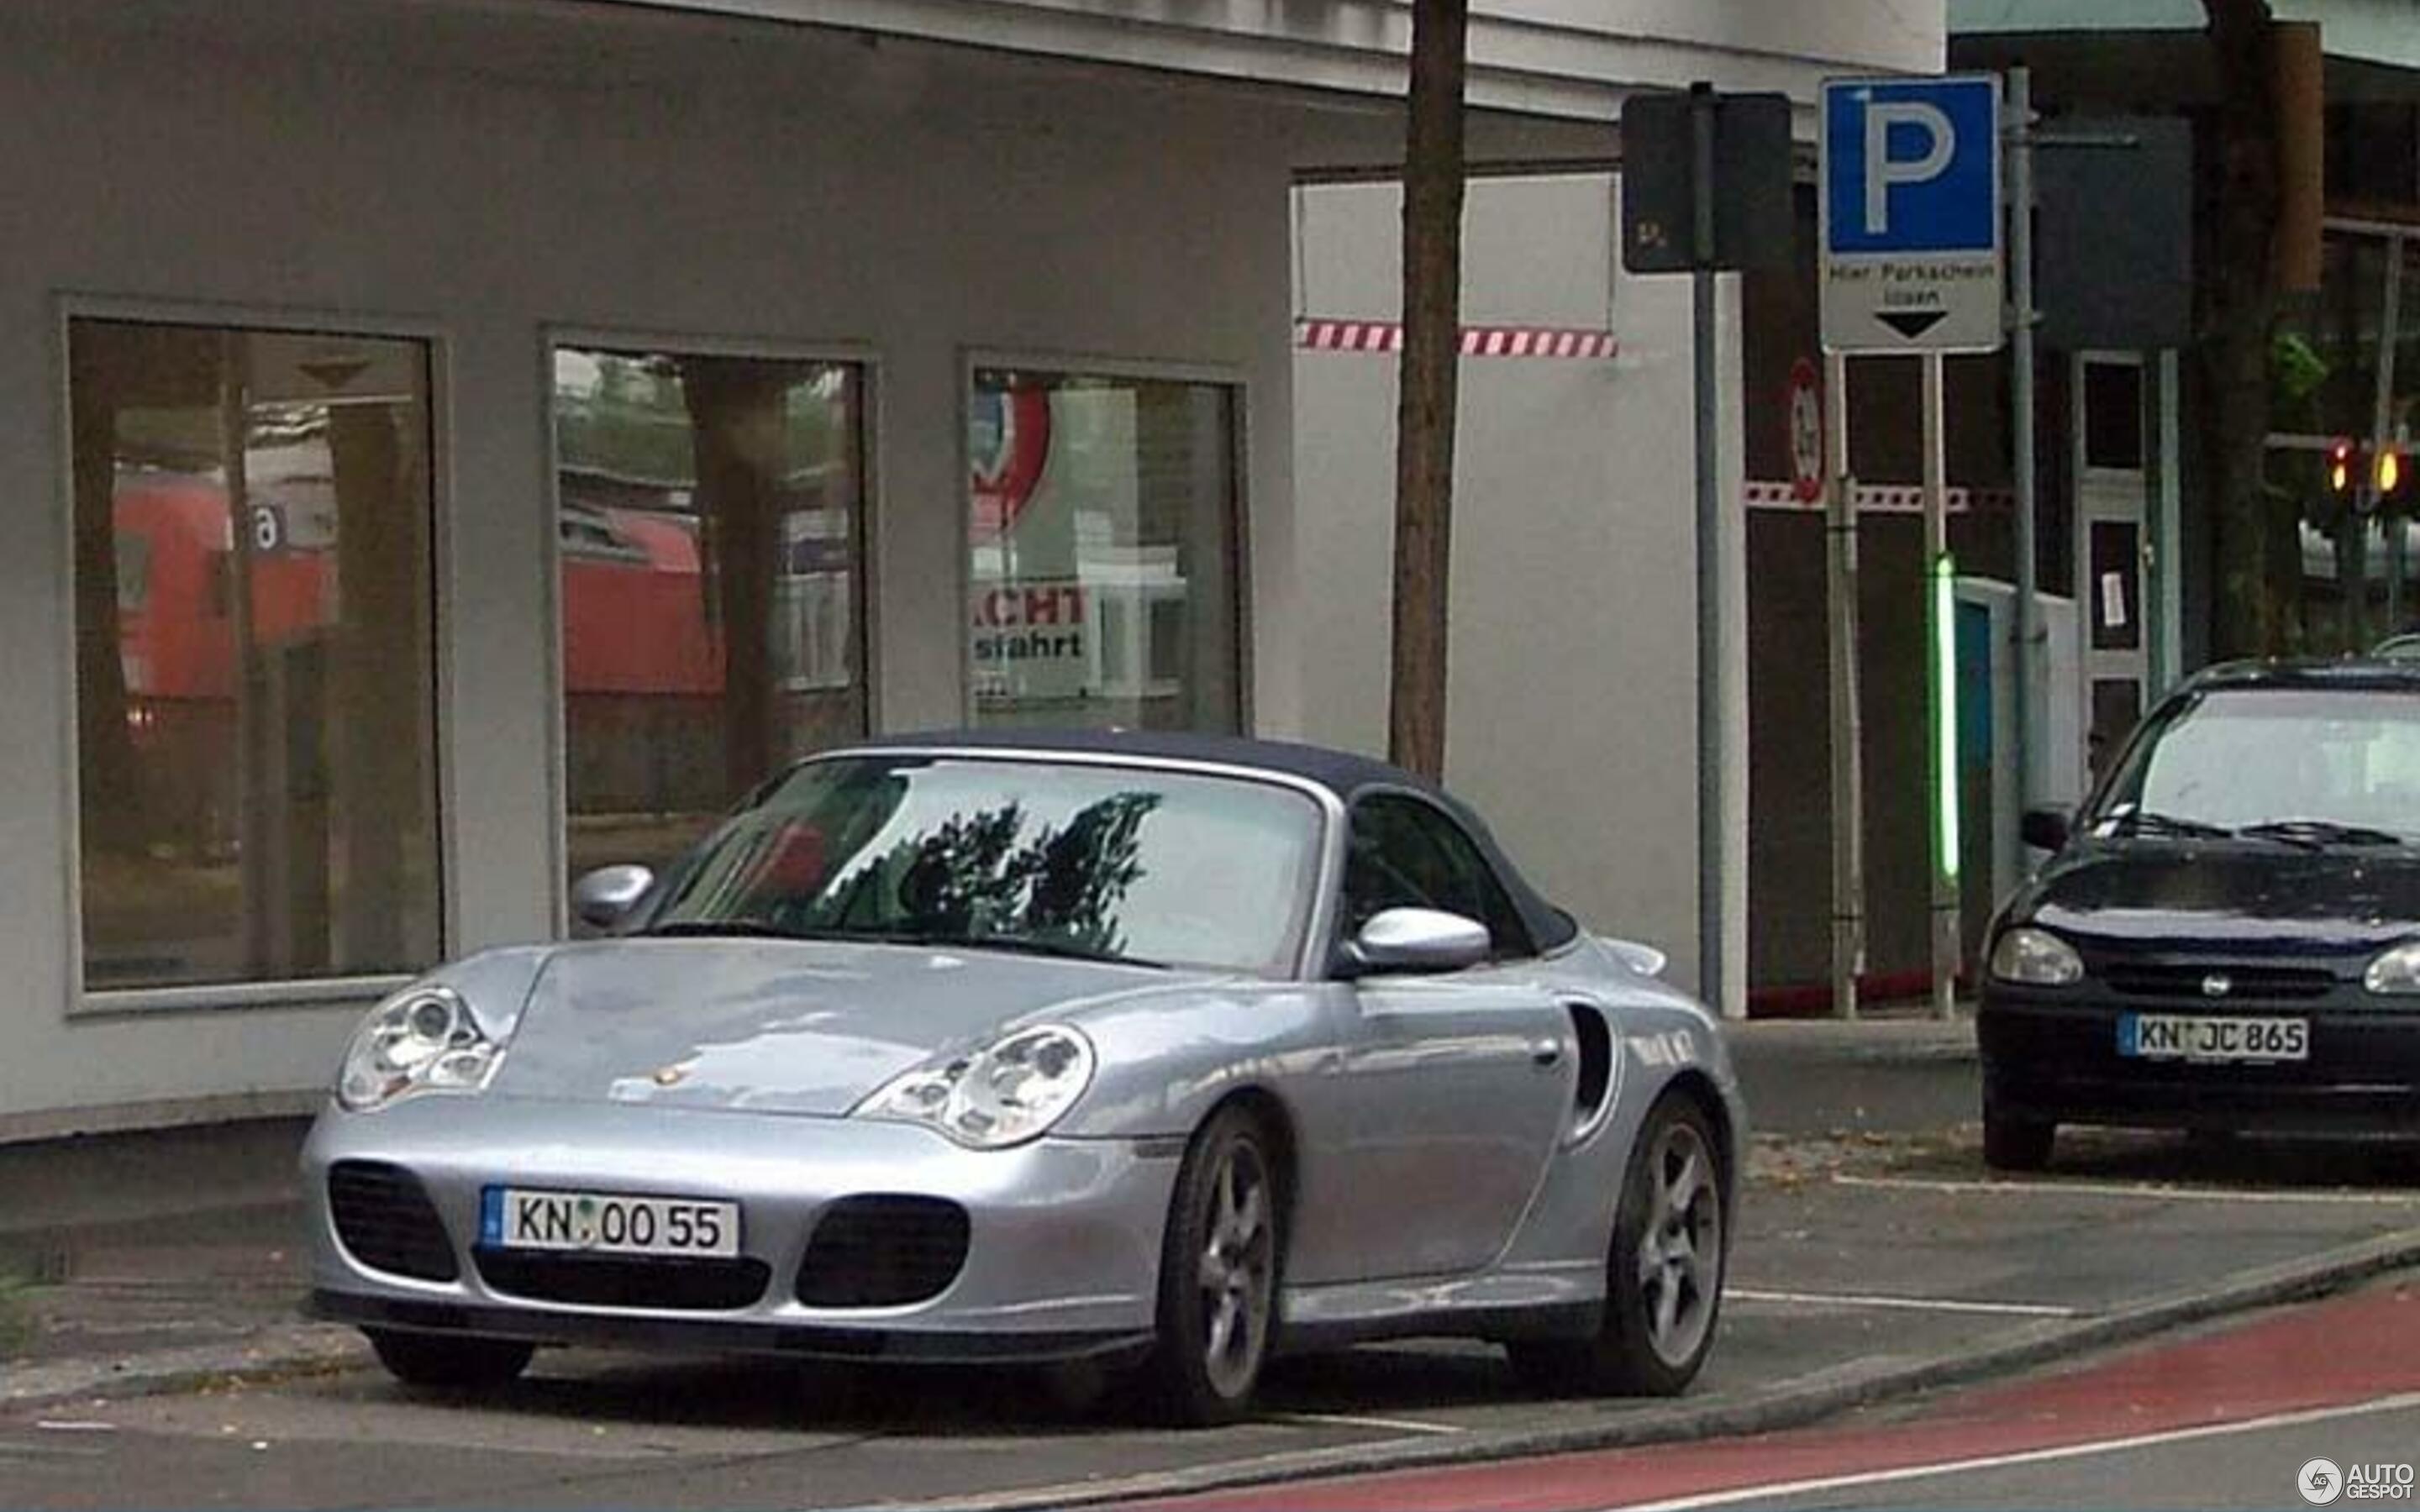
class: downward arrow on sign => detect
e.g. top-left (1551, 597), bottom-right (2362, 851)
top-left (1880, 310), bottom-right (1949, 340)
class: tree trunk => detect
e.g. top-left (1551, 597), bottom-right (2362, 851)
top-left (1389, 0), bottom-right (1469, 780)
top-left (683, 358), bottom-right (792, 804)
top-left (2198, 0), bottom-right (2289, 658)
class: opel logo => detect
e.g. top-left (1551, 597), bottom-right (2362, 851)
top-left (2202, 974), bottom-right (2234, 999)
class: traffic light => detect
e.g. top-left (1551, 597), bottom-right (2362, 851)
top-left (2330, 437), bottom-right (2356, 496)
top-left (2380, 444), bottom-right (2405, 501)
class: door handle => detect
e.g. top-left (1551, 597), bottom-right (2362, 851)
top-left (1530, 1038), bottom-right (1564, 1068)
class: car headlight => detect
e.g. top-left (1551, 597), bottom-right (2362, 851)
top-left (854, 1024), bottom-right (1096, 1149)
top-left (337, 985), bottom-right (504, 1111)
top-left (2366, 941), bottom-right (2420, 995)
top-left (1988, 927), bottom-right (2083, 987)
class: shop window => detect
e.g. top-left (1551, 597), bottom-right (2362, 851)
top-left (967, 370), bottom-right (1240, 732)
top-left (552, 347), bottom-right (870, 890)
top-left (70, 318), bottom-right (441, 991)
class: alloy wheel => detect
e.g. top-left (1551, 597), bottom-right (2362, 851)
top-left (1196, 1136), bottom-right (1275, 1401)
top-left (1634, 1116), bottom-right (1722, 1368)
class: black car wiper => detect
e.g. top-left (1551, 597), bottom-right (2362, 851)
top-left (2238, 818), bottom-right (2407, 848)
top-left (643, 919), bottom-right (818, 940)
top-left (2102, 809), bottom-right (2236, 841)
top-left (856, 927), bottom-right (1166, 969)
top-left (965, 933), bottom-right (1169, 969)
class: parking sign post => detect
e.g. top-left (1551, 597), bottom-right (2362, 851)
top-left (1621, 83), bottom-right (1793, 1020)
top-left (1823, 74), bottom-right (2004, 1021)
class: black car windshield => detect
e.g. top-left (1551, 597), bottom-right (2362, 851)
top-left (636, 755), bottom-right (1325, 975)
top-left (2093, 688), bottom-right (2420, 843)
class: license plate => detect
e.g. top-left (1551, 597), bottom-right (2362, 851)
top-left (481, 1187), bottom-right (740, 1258)
top-left (2118, 1013), bottom-right (2309, 1063)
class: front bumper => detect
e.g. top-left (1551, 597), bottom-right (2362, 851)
top-left (1980, 987), bottom-right (2420, 1134)
top-left (301, 1095), bottom-right (1178, 1362)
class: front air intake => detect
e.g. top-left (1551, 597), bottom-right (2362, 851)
top-left (328, 1160), bottom-right (459, 1282)
top-left (796, 1195), bottom-right (971, 1308)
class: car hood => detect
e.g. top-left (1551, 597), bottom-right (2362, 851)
top-left (2018, 843), bottom-right (2420, 955)
top-left (483, 937), bottom-right (1219, 1116)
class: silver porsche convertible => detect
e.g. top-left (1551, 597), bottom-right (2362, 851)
top-left (303, 732), bottom-right (1743, 1425)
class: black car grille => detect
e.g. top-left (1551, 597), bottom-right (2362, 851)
top-left (796, 1196), bottom-right (971, 1308)
top-left (2100, 963), bottom-right (2337, 1000)
top-left (473, 1250), bottom-right (771, 1311)
top-left (328, 1161), bottom-right (459, 1282)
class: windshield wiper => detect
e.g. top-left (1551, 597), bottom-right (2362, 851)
top-left (855, 927), bottom-right (1166, 969)
top-left (643, 919), bottom-right (817, 940)
top-left (2238, 818), bottom-right (2406, 848)
top-left (965, 933), bottom-right (1168, 969)
top-left (2101, 810), bottom-right (2236, 842)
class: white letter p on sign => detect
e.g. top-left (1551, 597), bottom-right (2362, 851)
top-left (1864, 101), bottom-right (1955, 236)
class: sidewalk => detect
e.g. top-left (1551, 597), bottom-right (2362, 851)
top-left (3, 1019), bottom-right (2418, 1507)
top-left (0, 1119), bottom-right (345, 1405)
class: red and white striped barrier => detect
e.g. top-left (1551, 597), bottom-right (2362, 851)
top-left (1745, 480), bottom-right (2015, 514)
top-left (1295, 319), bottom-right (1619, 360)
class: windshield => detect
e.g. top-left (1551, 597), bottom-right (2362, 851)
top-left (636, 755), bottom-right (1325, 975)
top-left (2092, 688), bottom-right (2420, 842)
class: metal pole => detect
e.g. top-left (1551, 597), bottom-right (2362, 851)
top-left (1923, 351), bottom-right (1957, 1021)
top-left (2374, 248), bottom-right (2405, 635)
top-left (2008, 67), bottom-right (2039, 828)
top-left (1690, 84), bottom-right (1729, 1017)
top-left (2154, 349), bottom-right (2185, 692)
top-left (1825, 353), bottom-right (1864, 1020)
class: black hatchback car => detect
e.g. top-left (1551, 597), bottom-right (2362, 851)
top-left (1979, 659), bottom-right (2420, 1170)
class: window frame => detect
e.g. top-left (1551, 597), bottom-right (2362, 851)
top-left (57, 295), bottom-right (455, 1019)
top-left (955, 348), bottom-right (1250, 734)
top-left (542, 326), bottom-right (884, 937)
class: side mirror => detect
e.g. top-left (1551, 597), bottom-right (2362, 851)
top-left (2020, 807), bottom-right (2071, 853)
top-left (1339, 907), bottom-right (1491, 978)
top-left (571, 864), bottom-right (655, 931)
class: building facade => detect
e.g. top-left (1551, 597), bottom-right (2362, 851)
top-left (0, 1), bottom-right (1941, 1136)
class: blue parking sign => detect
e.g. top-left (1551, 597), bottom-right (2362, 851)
top-left (1821, 74), bottom-right (2005, 353)
top-left (1826, 77), bottom-right (1998, 255)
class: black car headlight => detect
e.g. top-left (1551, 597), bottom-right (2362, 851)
top-left (1989, 927), bottom-right (2083, 987)
top-left (855, 1024), bottom-right (1096, 1149)
top-left (337, 985), bottom-right (505, 1111)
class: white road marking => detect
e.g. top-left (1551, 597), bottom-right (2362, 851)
top-left (1727, 1287), bottom-right (2079, 1318)
top-left (1599, 1389), bottom-right (2420, 1511)
top-left (1837, 1173), bottom-right (2420, 1205)
top-left (1264, 1410), bottom-right (1462, 1436)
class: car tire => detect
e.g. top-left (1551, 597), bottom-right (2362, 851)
top-left (1508, 1091), bottom-right (1727, 1398)
top-left (1144, 1105), bottom-right (1284, 1427)
top-left (1982, 1102), bottom-right (2054, 1172)
top-left (364, 1328), bottom-right (534, 1390)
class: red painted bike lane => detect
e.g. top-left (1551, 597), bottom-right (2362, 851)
top-left (1132, 1279), bottom-right (2420, 1512)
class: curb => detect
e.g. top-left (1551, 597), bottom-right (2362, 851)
top-left (1, 1323), bottom-right (361, 1413)
top-left (870, 1225), bottom-right (2420, 1512)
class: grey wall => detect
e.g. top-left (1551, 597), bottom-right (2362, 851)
top-left (1292, 176), bottom-right (1724, 995)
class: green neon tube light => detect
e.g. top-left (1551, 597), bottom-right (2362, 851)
top-left (1933, 551), bottom-right (1961, 883)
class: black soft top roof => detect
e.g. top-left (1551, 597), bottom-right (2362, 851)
top-left (818, 728), bottom-right (1579, 952)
